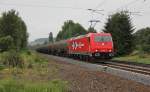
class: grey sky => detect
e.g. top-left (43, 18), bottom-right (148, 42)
top-left (0, 0), bottom-right (149, 41)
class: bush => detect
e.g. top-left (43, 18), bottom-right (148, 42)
top-left (0, 36), bottom-right (14, 52)
top-left (141, 44), bottom-right (150, 54)
top-left (20, 51), bottom-right (48, 69)
top-left (0, 64), bottom-right (5, 70)
top-left (1, 50), bottom-right (24, 68)
top-left (134, 27), bottom-right (150, 54)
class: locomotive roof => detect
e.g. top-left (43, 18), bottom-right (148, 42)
top-left (70, 33), bottom-right (111, 40)
top-left (48, 33), bottom-right (112, 44)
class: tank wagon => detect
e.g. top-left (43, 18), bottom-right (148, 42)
top-left (38, 33), bottom-right (114, 59)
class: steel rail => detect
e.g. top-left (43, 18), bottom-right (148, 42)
top-left (103, 61), bottom-right (150, 75)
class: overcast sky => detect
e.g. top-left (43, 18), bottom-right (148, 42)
top-left (0, 0), bottom-right (149, 41)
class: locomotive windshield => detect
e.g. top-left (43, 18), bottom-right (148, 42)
top-left (94, 36), bottom-right (112, 42)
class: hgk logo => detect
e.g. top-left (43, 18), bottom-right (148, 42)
top-left (72, 42), bottom-right (84, 49)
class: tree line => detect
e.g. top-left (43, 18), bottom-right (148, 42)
top-left (51, 11), bottom-right (150, 56)
top-left (55, 20), bottom-right (96, 41)
top-left (0, 10), bottom-right (28, 52)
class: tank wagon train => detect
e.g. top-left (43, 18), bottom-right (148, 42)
top-left (37, 33), bottom-right (114, 60)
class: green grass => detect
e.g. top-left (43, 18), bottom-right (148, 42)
top-left (0, 79), bottom-right (68, 92)
top-left (20, 50), bottom-right (49, 68)
top-left (0, 50), bottom-right (48, 69)
top-left (113, 54), bottom-right (150, 64)
top-left (0, 50), bottom-right (69, 92)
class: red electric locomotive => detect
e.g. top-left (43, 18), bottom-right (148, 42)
top-left (68, 33), bottom-right (114, 59)
top-left (44, 33), bottom-right (114, 59)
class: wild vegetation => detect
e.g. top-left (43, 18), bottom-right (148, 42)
top-left (0, 50), bottom-right (68, 92)
top-left (102, 11), bottom-right (150, 63)
top-left (0, 10), bottom-right (68, 92)
top-left (0, 79), bottom-right (68, 92)
top-left (0, 10), bottom-right (28, 51)
top-left (113, 27), bottom-right (150, 64)
top-left (113, 53), bottom-right (150, 64)
top-left (56, 20), bottom-right (97, 41)
top-left (133, 27), bottom-right (150, 54)
top-left (56, 20), bottom-right (86, 41)
top-left (103, 11), bottom-right (134, 56)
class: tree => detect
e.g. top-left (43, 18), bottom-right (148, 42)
top-left (87, 27), bottom-right (97, 33)
top-left (0, 36), bottom-right (13, 51)
top-left (103, 11), bottom-right (134, 56)
top-left (56, 20), bottom-right (87, 41)
top-left (56, 31), bottom-right (63, 41)
top-left (134, 27), bottom-right (150, 53)
top-left (0, 9), bottom-right (28, 51)
top-left (20, 20), bottom-right (28, 48)
top-left (49, 32), bottom-right (54, 43)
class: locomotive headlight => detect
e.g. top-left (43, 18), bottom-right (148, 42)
top-left (95, 50), bottom-right (98, 52)
top-left (109, 50), bottom-right (112, 52)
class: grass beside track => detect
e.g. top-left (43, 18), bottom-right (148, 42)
top-left (0, 50), bottom-right (68, 92)
top-left (0, 79), bottom-right (68, 92)
top-left (112, 54), bottom-right (150, 64)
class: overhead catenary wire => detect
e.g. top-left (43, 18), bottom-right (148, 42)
top-left (87, 0), bottom-right (106, 15)
top-left (86, 0), bottom-right (107, 30)
top-left (87, 9), bottom-right (104, 15)
top-left (89, 19), bottom-right (100, 28)
top-left (0, 1), bottom-right (105, 30)
top-left (0, 2), bottom-right (86, 10)
top-left (111, 0), bottom-right (144, 17)
top-left (94, 0), bottom-right (107, 9)
top-left (124, 0), bottom-right (141, 8)
top-left (116, 0), bottom-right (141, 11)
top-left (87, 0), bottom-right (107, 29)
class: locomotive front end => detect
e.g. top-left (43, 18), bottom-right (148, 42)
top-left (91, 33), bottom-right (114, 58)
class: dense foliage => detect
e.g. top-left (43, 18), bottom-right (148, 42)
top-left (134, 27), bottom-right (150, 53)
top-left (103, 11), bottom-right (134, 56)
top-left (0, 10), bottom-right (28, 51)
top-left (56, 20), bottom-right (87, 41)
top-left (0, 36), bottom-right (13, 51)
top-left (1, 50), bottom-right (24, 68)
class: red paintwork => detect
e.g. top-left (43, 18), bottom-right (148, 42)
top-left (67, 33), bottom-right (114, 55)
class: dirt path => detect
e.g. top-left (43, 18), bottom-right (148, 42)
top-left (44, 54), bottom-right (150, 92)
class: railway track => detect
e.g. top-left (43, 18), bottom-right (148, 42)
top-left (102, 61), bottom-right (150, 75)
top-left (68, 57), bottom-right (150, 75)
top-left (43, 54), bottom-right (150, 86)
top-left (38, 51), bottom-right (150, 76)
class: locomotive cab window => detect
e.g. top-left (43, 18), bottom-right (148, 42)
top-left (94, 36), bottom-right (112, 42)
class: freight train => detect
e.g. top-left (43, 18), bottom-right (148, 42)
top-left (37, 33), bottom-right (114, 60)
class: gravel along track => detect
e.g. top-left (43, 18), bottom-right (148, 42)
top-left (109, 60), bottom-right (150, 67)
top-left (103, 61), bottom-right (150, 75)
top-left (47, 55), bottom-right (150, 86)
